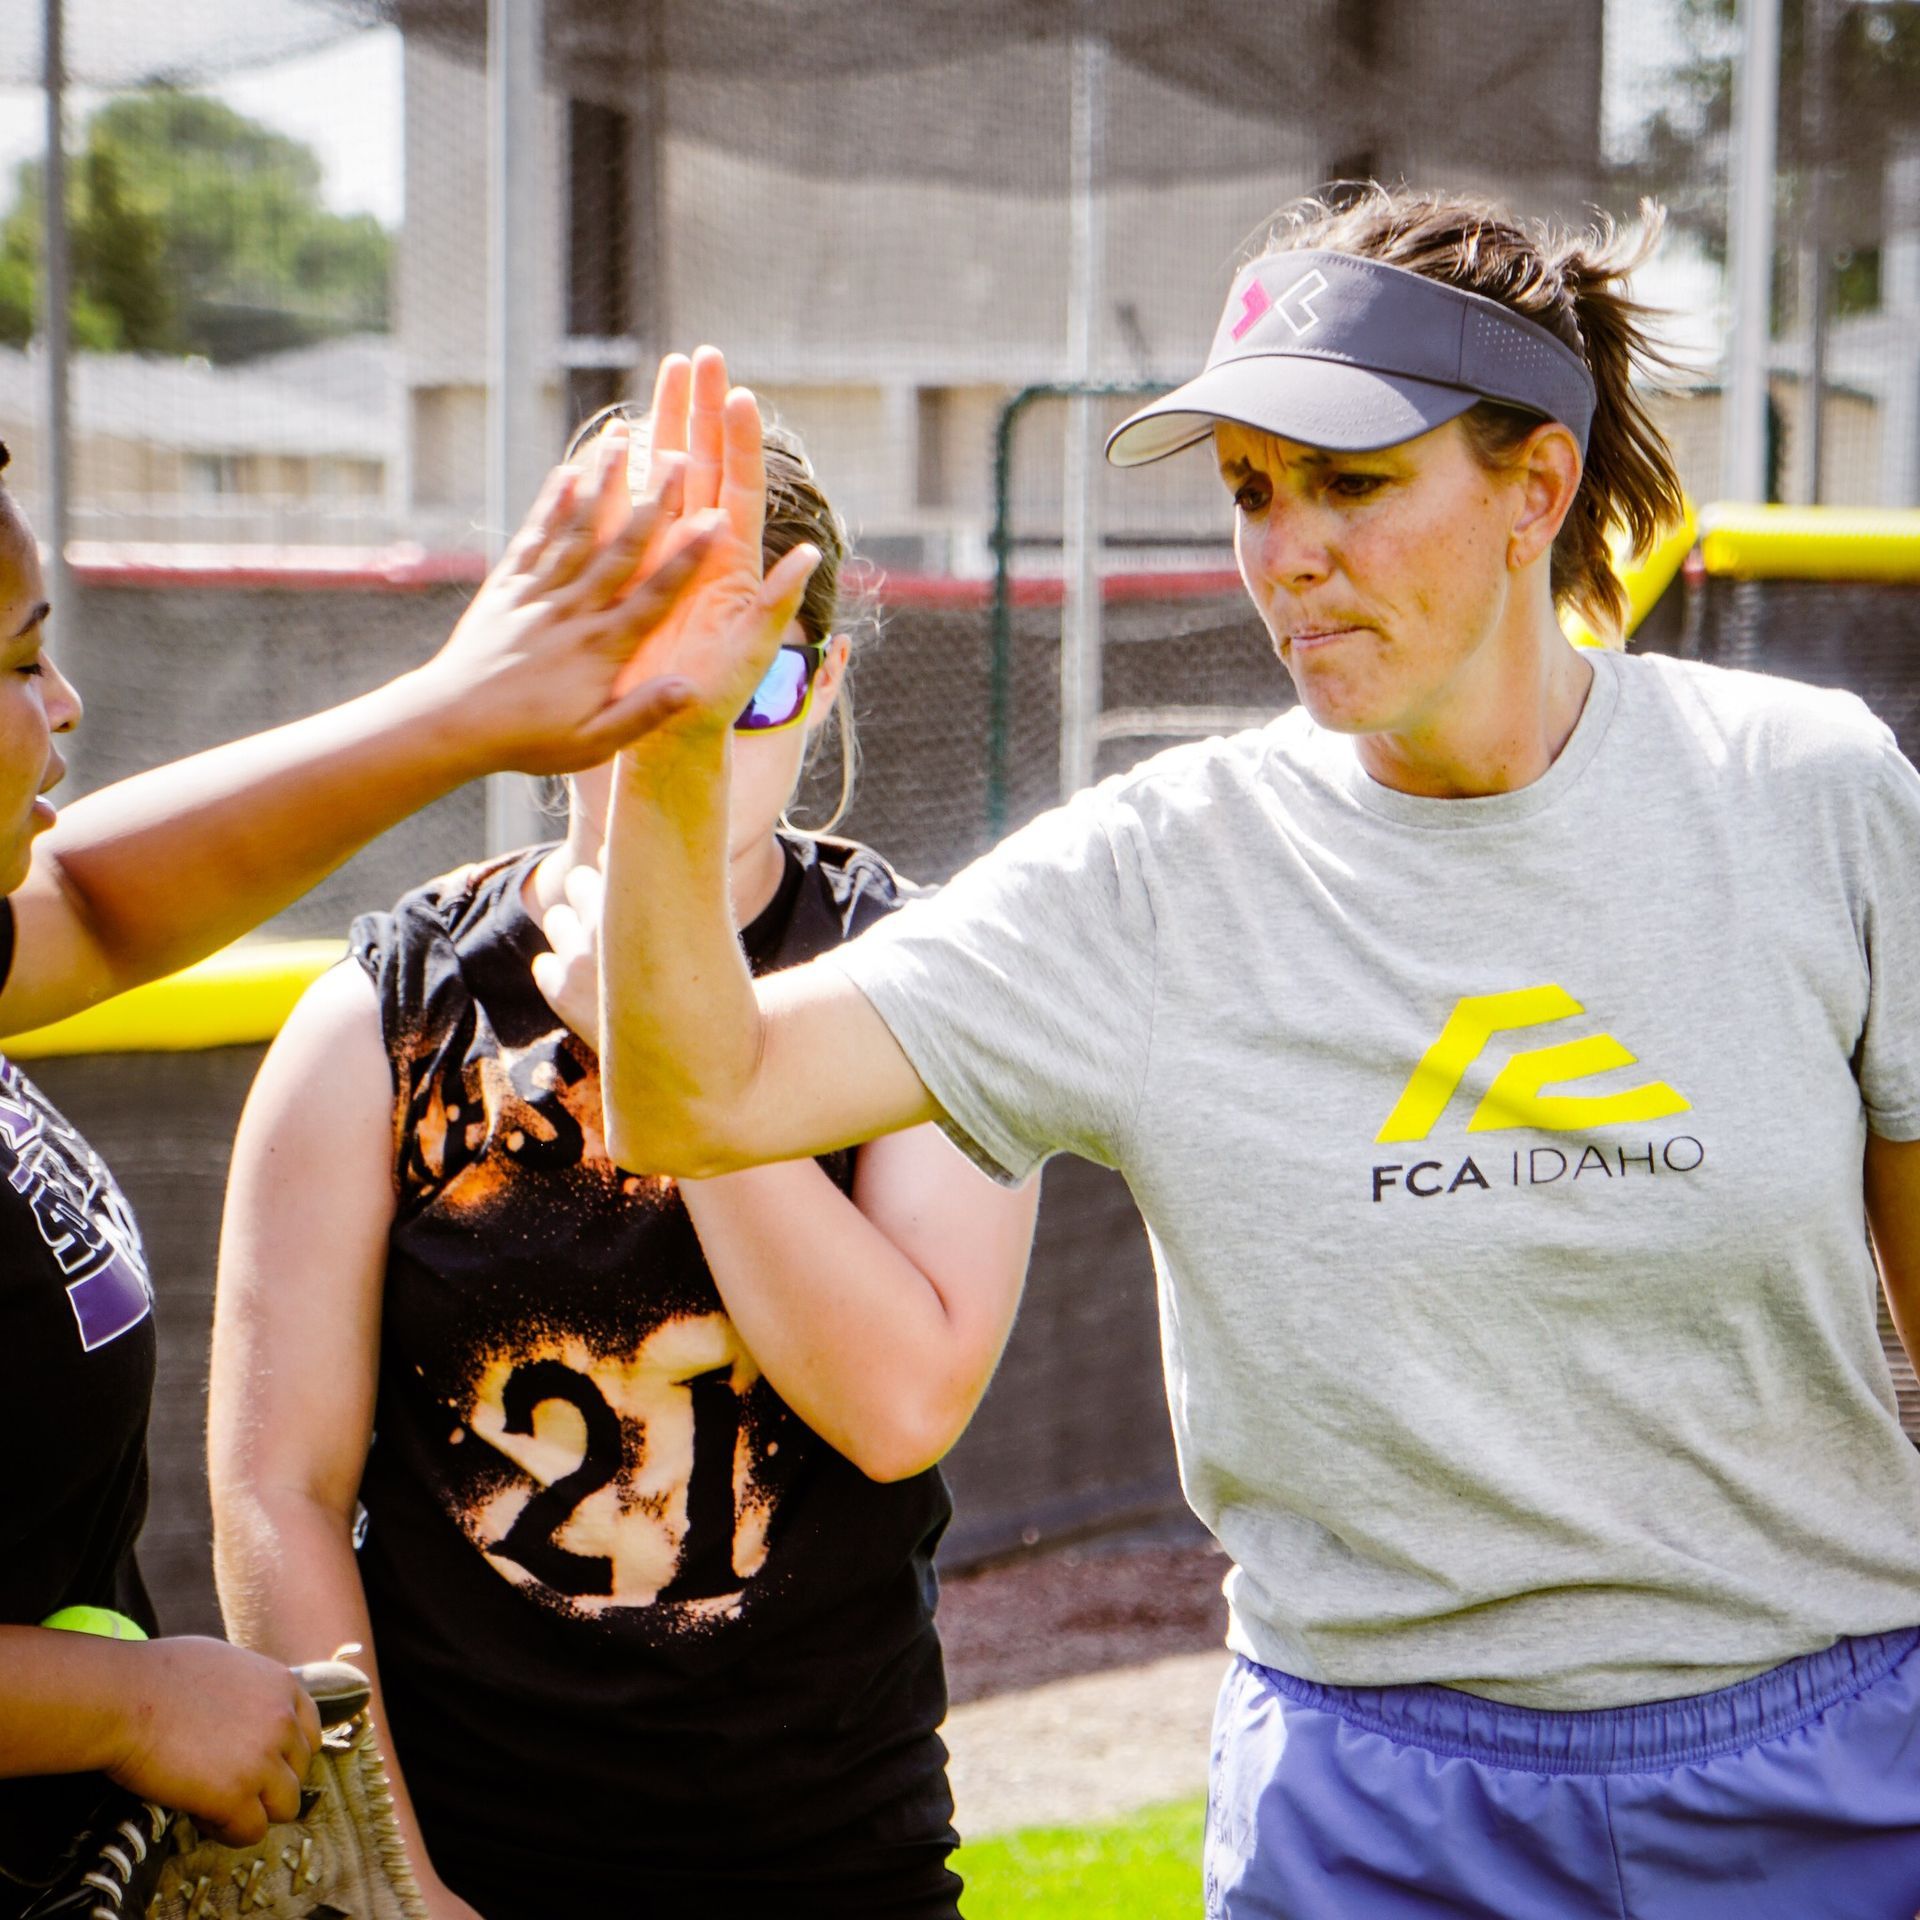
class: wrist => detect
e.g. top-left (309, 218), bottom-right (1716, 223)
top-left (366, 667), bottom-right (500, 791)
top-left (57, 1633), bottom-right (152, 1776)
top-left (615, 716), bottom-right (731, 809)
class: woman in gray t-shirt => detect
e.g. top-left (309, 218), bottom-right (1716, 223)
top-left (586, 193), bottom-right (1920, 1918)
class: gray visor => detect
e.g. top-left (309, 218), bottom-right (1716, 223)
top-left (1107, 250), bottom-right (1596, 466)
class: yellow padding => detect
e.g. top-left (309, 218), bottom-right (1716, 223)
top-left (1697, 506), bottom-right (1920, 583)
top-left (6, 939), bottom-right (347, 1060)
top-left (1562, 497), bottom-right (1699, 651)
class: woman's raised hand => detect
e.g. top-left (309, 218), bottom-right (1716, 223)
top-left (404, 420), bottom-right (721, 777)
top-left (606, 347), bottom-right (819, 737)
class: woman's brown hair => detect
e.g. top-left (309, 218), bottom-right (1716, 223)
top-left (1253, 187), bottom-right (1687, 636)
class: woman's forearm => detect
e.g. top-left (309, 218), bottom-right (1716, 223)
top-left (594, 735), bottom-right (936, 1176)
top-left (0, 1628), bottom-right (148, 1777)
top-left (599, 731), bottom-right (767, 1175)
top-left (680, 1162), bottom-right (979, 1480)
top-left (39, 669), bottom-right (478, 995)
top-left (215, 1487), bottom-right (440, 1889)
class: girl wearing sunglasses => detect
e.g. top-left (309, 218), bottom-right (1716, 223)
top-left (204, 364), bottom-right (1038, 1920)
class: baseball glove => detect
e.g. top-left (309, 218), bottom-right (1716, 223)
top-left (25, 1660), bottom-right (429, 1920)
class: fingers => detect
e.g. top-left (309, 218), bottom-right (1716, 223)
top-left (528, 950), bottom-right (572, 1028)
top-left (562, 857), bottom-right (604, 923)
top-left (583, 516), bottom-right (717, 658)
top-left (261, 1747), bottom-right (307, 1827)
top-left (686, 347), bottom-right (729, 516)
top-left (292, 1680), bottom-right (323, 1757)
top-left (497, 465), bottom-right (580, 579)
top-left (539, 898), bottom-right (585, 964)
top-left (719, 386), bottom-right (768, 557)
top-left (572, 675), bottom-right (700, 761)
top-left (575, 485), bottom-right (668, 612)
top-left (531, 428), bottom-right (630, 591)
top-left (582, 419), bottom-right (637, 548)
top-left (210, 1802), bottom-right (271, 1850)
top-left (645, 355), bottom-right (693, 492)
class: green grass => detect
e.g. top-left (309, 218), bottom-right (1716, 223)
top-left (955, 1795), bottom-right (1207, 1918)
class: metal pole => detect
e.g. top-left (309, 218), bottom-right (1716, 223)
top-left (1721, 0), bottom-right (1783, 503)
top-left (1058, 31), bottom-right (1105, 803)
top-left (1796, 0), bottom-right (1831, 504)
top-left (40, 0), bottom-right (78, 773)
top-left (1883, 139), bottom-right (1920, 507)
top-left (486, 0), bottom-right (552, 852)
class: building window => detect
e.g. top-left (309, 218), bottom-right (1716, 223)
top-left (183, 453), bottom-right (239, 497)
top-left (567, 97), bottom-right (634, 424)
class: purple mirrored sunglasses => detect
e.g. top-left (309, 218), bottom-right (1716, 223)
top-left (734, 640), bottom-right (826, 734)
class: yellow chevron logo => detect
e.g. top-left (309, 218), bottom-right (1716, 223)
top-left (1376, 986), bottom-right (1691, 1144)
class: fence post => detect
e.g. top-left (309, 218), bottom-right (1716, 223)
top-left (989, 381), bottom-right (1164, 842)
top-left (1059, 31), bottom-right (1107, 803)
top-left (486, 0), bottom-right (553, 853)
top-left (1721, 0), bottom-right (1782, 503)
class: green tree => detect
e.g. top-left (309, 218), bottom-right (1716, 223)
top-left (0, 88), bottom-right (391, 361)
top-left (1619, 0), bottom-right (1920, 305)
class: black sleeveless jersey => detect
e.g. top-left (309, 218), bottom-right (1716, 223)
top-left (348, 838), bottom-right (959, 1917)
top-left (0, 901), bottom-right (159, 1911)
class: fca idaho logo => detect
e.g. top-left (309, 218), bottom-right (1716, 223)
top-left (1376, 985), bottom-right (1689, 1143)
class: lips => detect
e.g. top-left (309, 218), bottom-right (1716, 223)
top-left (1283, 626), bottom-right (1363, 651)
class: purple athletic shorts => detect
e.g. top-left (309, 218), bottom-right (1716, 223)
top-left (1206, 1628), bottom-right (1920, 1918)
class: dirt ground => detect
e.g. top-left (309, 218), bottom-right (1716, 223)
top-left (936, 1530), bottom-right (1233, 1837)
top-left (940, 1529), bottom-right (1231, 1704)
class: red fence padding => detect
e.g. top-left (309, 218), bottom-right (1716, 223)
top-left (70, 545), bottom-right (1246, 607)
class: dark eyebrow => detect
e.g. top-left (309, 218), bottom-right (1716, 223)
top-left (9, 601), bottom-right (48, 642)
top-left (1219, 447), bottom-right (1357, 478)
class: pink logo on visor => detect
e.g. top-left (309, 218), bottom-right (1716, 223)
top-left (1231, 279), bottom-right (1272, 341)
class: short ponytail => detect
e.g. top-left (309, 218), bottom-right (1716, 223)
top-left (1253, 187), bottom-right (1688, 635)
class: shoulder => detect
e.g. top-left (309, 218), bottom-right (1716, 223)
top-left (1613, 649), bottom-right (1895, 784)
top-left (350, 851), bottom-right (530, 964)
top-left (347, 847), bottom-right (546, 1064)
top-left (1055, 717), bottom-right (1312, 848)
top-left (789, 833), bottom-right (920, 940)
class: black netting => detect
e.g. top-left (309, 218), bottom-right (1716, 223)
top-left (1658, 577), bottom-right (1920, 758)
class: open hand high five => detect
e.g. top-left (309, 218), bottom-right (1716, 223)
top-left (598, 348), bottom-right (823, 739)
top-left (407, 419), bottom-right (726, 776)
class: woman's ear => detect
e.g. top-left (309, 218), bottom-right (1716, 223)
top-left (805, 633), bottom-right (854, 732)
top-left (1507, 423), bottom-right (1582, 573)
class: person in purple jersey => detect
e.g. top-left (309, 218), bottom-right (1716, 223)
top-left (0, 424), bottom-right (776, 1917)
top-left (579, 193), bottom-right (1920, 1917)
top-left (208, 355), bottom-right (1037, 1920)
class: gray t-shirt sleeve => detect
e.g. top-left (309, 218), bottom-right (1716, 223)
top-left (825, 788), bottom-right (1157, 1184)
top-left (1858, 732), bottom-right (1920, 1140)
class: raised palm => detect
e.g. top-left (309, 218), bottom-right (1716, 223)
top-left (605, 348), bottom-right (817, 734)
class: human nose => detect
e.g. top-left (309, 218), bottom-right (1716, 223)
top-left (42, 652), bottom-right (82, 734)
top-left (1244, 497), bottom-right (1333, 594)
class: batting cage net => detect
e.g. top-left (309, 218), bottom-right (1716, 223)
top-left (4, 0), bottom-right (1920, 1613)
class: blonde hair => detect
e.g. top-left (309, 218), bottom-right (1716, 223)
top-left (1253, 187), bottom-right (1687, 635)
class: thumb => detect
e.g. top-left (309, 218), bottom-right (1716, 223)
top-left (722, 543), bottom-right (821, 690)
top-left (759, 542), bottom-right (820, 625)
top-left (570, 674), bottom-right (701, 763)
